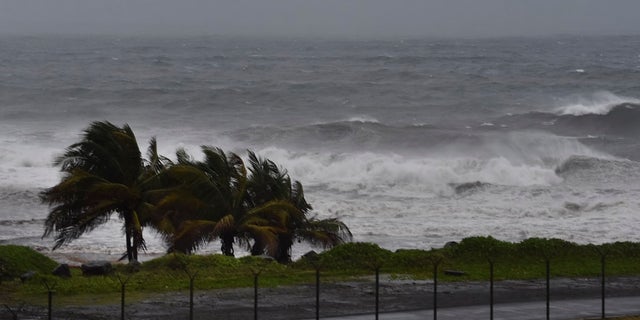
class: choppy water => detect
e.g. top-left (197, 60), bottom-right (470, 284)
top-left (1, 35), bottom-right (640, 261)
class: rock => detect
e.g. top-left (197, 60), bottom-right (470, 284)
top-left (20, 270), bottom-right (36, 283)
top-left (127, 260), bottom-right (141, 273)
top-left (81, 261), bottom-right (113, 276)
top-left (444, 241), bottom-right (458, 249)
top-left (444, 270), bottom-right (466, 276)
top-left (301, 250), bottom-right (319, 260)
top-left (52, 263), bottom-right (72, 278)
top-left (564, 202), bottom-right (582, 211)
top-left (452, 181), bottom-right (489, 194)
top-left (301, 250), bottom-right (322, 267)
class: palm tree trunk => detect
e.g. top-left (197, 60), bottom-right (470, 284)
top-left (276, 234), bottom-right (294, 263)
top-left (124, 214), bottom-right (134, 262)
top-left (250, 240), bottom-right (264, 256)
top-left (125, 227), bottom-right (133, 262)
top-left (132, 238), bottom-right (138, 261)
top-left (220, 235), bottom-right (235, 256)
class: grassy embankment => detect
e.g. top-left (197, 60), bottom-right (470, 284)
top-left (2, 236), bottom-right (640, 305)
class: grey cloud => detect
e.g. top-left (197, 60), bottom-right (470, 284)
top-left (1, 0), bottom-right (639, 38)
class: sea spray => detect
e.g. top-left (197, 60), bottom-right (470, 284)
top-left (554, 91), bottom-right (640, 116)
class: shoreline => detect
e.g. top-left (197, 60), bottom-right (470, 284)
top-left (13, 276), bottom-right (640, 319)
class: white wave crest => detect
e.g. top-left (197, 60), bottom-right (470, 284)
top-left (346, 115), bottom-right (380, 123)
top-left (250, 131), bottom-right (611, 198)
top-left (253, 147), bottom-right (566, 199)
top-left (554, 91), bottom-right (640, 116)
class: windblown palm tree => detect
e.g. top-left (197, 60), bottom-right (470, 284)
top-left (41, 121), bottom-right (167, 262)
top-left (246, 152), bottom-right (352, 263)
top-left (41, 122), bottom-right (351, 263)
top-left (151, 147), bottom-right (289, 256)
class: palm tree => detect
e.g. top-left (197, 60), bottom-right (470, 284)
top-left (151, 147), bottom-right (288, 256)
top-left (245, 152), bottom-right (352, 263)
top-left (41, 121), bottom-right (167, 262)
top-left (149, 148), bottom-right (352, 262)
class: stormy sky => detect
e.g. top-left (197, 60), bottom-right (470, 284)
top-left (1, 0), bottom-right (639, 38)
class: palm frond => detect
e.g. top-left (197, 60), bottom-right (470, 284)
top-left (246, 200), bottom-right (303, 228)
top-left (297, 217), bottom-right (353, 249)
top-left (171, 220), bottom-right (218, 253)
top-left (176, 148), bottom-right (194, 165)
top-left (212, 214), bottom-right (236, 237)
top-left (240, 224), bottom-right (279, 255)
top-left (145, 137), bottom-right (173, 175)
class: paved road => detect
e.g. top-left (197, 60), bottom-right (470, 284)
top-left (314, 296), bottom-right (640, 320)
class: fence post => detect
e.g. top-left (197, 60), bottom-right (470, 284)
top-left (120, 277), bottom-right (126, 320)
top-left (183, 269), bottom-right (198, 320)
top-left (601, 253), bottom-right (606, 319)
top-left (592, 244), bottom-right (610, 320)
top-left (122, 281), bottom-right (125, 320)
top-left (375, 266), bottom-right (380, 320)
top-left (365, 259), bottom-right (384, 320)
top-left (433, 261), bottom-right (438, 320)
top-left (480, 242), bottom-right (500, 320)
top-left (489, 259), bottom-right (494, 320)
top-left (545, 258), bottom-right (550, 320)
top-left (41, 279), bottom-right (56, 320)
top-left (189, 274), bottom-right (195, 320)
top-left (174, 254), bottom-right (200, 320)
top-left (253, 271), bottom-right (259, 320)
top-left (524, 239), bottom-right (568, 320)
top-left (430, 255), bottom-right (443, 320)
top-left (308, 255), bottom-right (323, 320)
top-left (250, 258), bottom-right (270, 320)
top-left (115, 272), bottom-right (133, 320)
top-left (315, 267), bottom-right (320, 320)
top-left (367, 260), bottom-right (384, 320)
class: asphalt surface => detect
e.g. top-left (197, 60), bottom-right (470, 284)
top-left (316, 296), bottom-right (640, 319)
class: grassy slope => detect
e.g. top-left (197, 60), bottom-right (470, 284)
top-left (0, 245), bottom-right (58, 279)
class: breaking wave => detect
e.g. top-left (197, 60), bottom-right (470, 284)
top-left (255, 147), bottom-right (565, 198)
top-left (555, 156), bottom-right (640, 181)
top-left (494, 101), bottom-right (640, 140)
top-left (554, 91), bottom-right (640, 116)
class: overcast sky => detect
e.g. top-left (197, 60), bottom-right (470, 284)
top-left (1, 0), bottom-right (639, 38)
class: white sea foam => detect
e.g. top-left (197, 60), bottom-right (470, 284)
top-left (554, 91), bottom-right (640, 116)
top-left (0, 139), bottom-right (66, 189)
top-left (251, 132), bottom-right (611, 198)
top-left (256, 151), bottom-right (556, 199)
top-left (346, 115), bottom-right (380, 123)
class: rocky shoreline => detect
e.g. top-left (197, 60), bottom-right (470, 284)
top-left (11, 276), bottom-right (640, 319)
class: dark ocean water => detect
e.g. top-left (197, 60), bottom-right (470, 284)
top-left (1, 35), bottom-right (640, 261)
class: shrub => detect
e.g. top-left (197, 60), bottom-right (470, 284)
top-left (391, 249), bottom-right (435, 271)
top-left (318, 242), bottom-right (392, 271)
top-left (447, 236), bottom-right (515, 262)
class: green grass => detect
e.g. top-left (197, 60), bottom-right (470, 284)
top-left (3, 236), bottom-right (640, 305)
top-left (0, 245), bottom-right (58, 279)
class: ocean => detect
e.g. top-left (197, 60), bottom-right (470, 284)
top-left (1, 34), bottom-right (640, 262)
